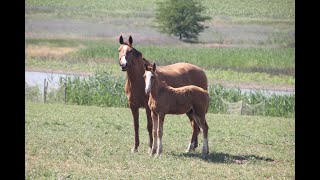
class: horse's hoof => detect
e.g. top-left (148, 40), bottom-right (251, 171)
top-left (155, 151), bottom-right (162, 158)
top-left (149, 148), bottom-right (157, 156)
top-left (201, 151), bottom-right (209, 160)
top-left (155, 154), bottom-right (161, 158)
top-left (131, 147), bottom-right (138, 153)
top-left (185, 142), bottom-right (195, 152)
top-left (201, 154), bottom-right (207, 159)
top-left (185, 147), bottom-right (195, 153)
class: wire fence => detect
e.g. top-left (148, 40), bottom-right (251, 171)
top-left (25, 70), bottom-right (295, 118)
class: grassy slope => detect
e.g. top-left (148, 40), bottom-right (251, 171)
top-left (25, 39), bottom-right (295, 72)
top-left (25, 39), bottom-right (295, 88)
top-left (26, 0), bottom-right (294, 20)
top-left (25, 0), bottom-right (295, 89)
top-left (25, 102), bottom-right (294, 179)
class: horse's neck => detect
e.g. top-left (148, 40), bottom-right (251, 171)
top-left (126, 60), bottom-right (144, 88)
top-left (150, 76), bottom-right (168, 99)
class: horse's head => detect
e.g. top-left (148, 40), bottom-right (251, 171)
top-left (118, 35), bottom-right (139, 71)
top-left (143, 63), bottom-right (156, 95)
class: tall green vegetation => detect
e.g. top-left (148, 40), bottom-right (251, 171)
top-left (55, 69), bottom-right (294, 117)
top-left (61, 68), bottom-right (127, 107)
top-left (155, 0), bottom-right (211, 40)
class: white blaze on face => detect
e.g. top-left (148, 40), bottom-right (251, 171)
top-left (145, 71), bottom-right (154, 94)
top-left (120, 45), bottom-right (128, 66)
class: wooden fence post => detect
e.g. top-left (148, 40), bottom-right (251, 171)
top-left (64, 82), bottom-right (67, 104)
top-left (44, 79), bottom-right (48, 103)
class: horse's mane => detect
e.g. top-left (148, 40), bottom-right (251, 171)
top-left (120, 42), bottom-right (142, 59)
top-left (142, 57), bottom-right (151, 66)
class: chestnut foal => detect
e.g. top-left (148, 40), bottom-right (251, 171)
top-left (144, 63), bottom-right (210, 159)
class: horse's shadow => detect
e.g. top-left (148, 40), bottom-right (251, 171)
top-left (172, 152), bottom-right (274, 164)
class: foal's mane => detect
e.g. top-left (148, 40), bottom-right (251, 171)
top-left (146, 67), bottom-right (168, 87)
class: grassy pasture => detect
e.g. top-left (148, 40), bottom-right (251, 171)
top-left (25, 102), bottom-right (294, 179)
top-left (25, 39), bottom-right (295, 74)
top-left (25, 0), bottom-right (295, 179)
top-left (26, 0), bottom-right (294, 20)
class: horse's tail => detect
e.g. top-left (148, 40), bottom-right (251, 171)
top-left (204, 90), bottom-right (209, 113)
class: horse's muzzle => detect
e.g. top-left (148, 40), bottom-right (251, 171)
top-left (145, 88), bottom-right (150, 95)
top-left (120, 63), bottom-right (128, 71)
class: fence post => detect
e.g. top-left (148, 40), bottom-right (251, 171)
top-left (44, 78), bottom-right (48, 103)
top-left (240, 100), bottom-right (243, 115)
top-left (64, 82), bottom-right (67, 104)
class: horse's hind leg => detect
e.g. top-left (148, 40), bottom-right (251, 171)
top-left (185, 109), bottom-right (200, 152)
top-left (195, 113), bottom-right (209, 159)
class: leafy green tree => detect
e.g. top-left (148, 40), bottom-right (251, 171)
top-left (155, 0), bottom-right (211, 41)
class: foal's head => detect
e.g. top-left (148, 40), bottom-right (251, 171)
top-left (118, 35), bottom-right (141, 71)
top-left (143, 63), bottom-right (157, 95)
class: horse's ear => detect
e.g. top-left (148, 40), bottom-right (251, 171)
top-left (153, 63), bottom-right (156, 71)
top-left (129, 36), bottom-right (133, 46)
top-left (119, 35), bottom-right (124, 44)
top-left (144, 63), bottom-right (148, 70)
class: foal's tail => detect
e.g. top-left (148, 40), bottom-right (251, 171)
top-left (205, 90), bottom-right (209, 113)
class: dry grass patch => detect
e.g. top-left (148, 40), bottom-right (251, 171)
top-left (26, 45), bottom-right (79, 58)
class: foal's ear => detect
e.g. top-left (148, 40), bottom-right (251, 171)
top-left (144, 63), bottom-right (148, 70)
top-left (119, 35), bottom-right (124, 44)
top-left (129, 36), bottom-right (133, 46)
top-left (152, 63), bottom-right (156, 71)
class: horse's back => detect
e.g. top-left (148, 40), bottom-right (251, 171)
top-left (157, 63), bottom-right (208, 90)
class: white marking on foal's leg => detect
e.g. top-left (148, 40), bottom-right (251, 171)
top-left (202, 138), bottom-right (209, 159)
top-left (185, 142), bottom-right (195, 153)
top-left (156, 137), bottom-right (162, 157)
top-left (150, 136), bottom-right (157, 157)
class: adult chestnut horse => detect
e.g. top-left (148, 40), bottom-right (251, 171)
top-left (118, 35), bottom-right (208, 153)
top-left (144, 63), bottom-right (209, 159)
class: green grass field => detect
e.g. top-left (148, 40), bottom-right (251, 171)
top-left (25, 38), bottom-right (295, 88)
top-left (25, 0), bottom-right (295, 91)
top-left (25, 0), bottom-right (295, 178)
top-left (26, 0), bottom-right (294, 20)
top-left (25, 102), bottom-right (295, 179)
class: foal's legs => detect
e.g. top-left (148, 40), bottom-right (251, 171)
top-left (130, 105), bottom-right (139, 153)
top-left (146, 107), bottom-right (153, 154)
top-left (186, 109), bottom-right (200, 152)
top-left (195, 113), bottom-right (209, 159)
top-left (150, 111), bottom-right (158, 156)
top-left (156, 113), bottom-right (165, 157)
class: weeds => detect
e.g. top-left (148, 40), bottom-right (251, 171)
top-left (25, 69), bottom-right (295, 118)
top-left (61, 68), bottom-right (127, 107)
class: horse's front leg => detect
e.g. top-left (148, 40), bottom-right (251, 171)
top-left (150, 111), bottom-right (158, 157)
top-left (130, 105), bottom-right (139, 153)
top-left (156, 113), bottom-right (165, 157)
top-left (146, 106), bottom-right (153, 154)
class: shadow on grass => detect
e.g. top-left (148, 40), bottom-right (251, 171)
top-left (181, 39), bottom-right (202, 44)
top-left (172, 152), bottom-right (274, 164)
